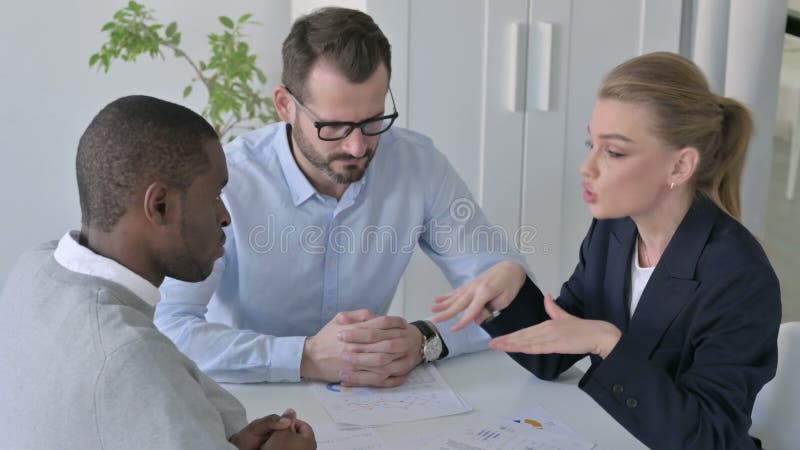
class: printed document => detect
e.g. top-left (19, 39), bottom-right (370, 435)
top-left (311, 363), bottom-right (471, 427)
top-left (416, 415), bottom-right (595, 450)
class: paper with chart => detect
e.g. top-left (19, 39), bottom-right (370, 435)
top-left (415, 415), bottom-right (595, 450)
top-left (311, 363), bottom-right (471, 426)
top-left (508, 407), bottom-right (586, 442)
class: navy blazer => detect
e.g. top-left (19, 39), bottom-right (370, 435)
top-left (483, 196), bottom-right (780, 449)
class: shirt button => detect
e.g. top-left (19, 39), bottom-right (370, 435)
top-left (626, 397), bottom-right (638, 408)
top-left (612, 384), bottom-right (624, 395)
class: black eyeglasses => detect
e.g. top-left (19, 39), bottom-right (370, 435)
top-left (287, 88), bottom-right (399, 141)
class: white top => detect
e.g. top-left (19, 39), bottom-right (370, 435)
top-left (629, 242), bottom-right (655, 318)
top-left (54, 230), bottom-right (160, 306)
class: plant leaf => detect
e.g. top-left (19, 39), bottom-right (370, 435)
top-left (219, 16), bottom-right (234, 29)
top-left (255, 68), bottom-right (266, 84)
top-left (238, 13), bottom-right (252, 23)
top-left (128, 1), bottom-right (143, 12)
top-left (165, 21), bottom-right (177, 37)
top-left (183, 85), bottom-right (193, 98)
top-left (89, 53), bottom-right (100, 67)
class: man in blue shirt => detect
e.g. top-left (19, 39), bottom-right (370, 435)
top-left (155, 7), bottom-right (527, 386)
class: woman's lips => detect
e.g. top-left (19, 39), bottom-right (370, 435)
top-left (582, 182), bottom-right (597, 204)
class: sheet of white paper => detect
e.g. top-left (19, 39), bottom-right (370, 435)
top-left (417, 415), bottom-right (595, 450)
top-left (311, 364), bottom-right (471, 426)
top-left (315, 425), bottom-right (388, 450)
top-left (508, 406), bottom-right (587, 442)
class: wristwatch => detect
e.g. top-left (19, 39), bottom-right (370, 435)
top-left (410, 320), bottom-right (449, 363)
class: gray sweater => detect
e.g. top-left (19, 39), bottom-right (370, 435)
top-left (0, 242), bottom-right (247, 449)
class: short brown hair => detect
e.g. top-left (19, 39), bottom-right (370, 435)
top-left (599, 52), bottom-right (753, 220)
top-left (281, 7), bottom-right (391, 101)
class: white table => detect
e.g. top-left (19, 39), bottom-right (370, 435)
top-left (222, 350), bottom-right (646, 449)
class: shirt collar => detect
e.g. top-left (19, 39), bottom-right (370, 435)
top-left (276, 124), bottom-right (318, 206)
top-left (276, 124), bottom-right (369, 206)
top-left (53, 230), bottom-right (161, 306)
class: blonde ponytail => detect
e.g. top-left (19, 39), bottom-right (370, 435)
top-left (696, 97), bottom-right (752, 220)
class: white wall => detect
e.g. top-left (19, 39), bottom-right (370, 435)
top-left (726, 0), bottom-right (788, 237)
top-left (688, 0), bottom-right (788, 237)
top-left (777, 0), bottom-right (800, 140)
top-left (0, 0), bottom-right (290, 285)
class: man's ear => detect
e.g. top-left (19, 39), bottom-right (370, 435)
top-left (274, 85), bottom-right (295, 124)
top-left (143, 182), bottom-right (173, 226)
top-left (670, 146), bottom-right (699, 187)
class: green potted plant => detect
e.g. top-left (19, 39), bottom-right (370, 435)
top-left (90, 1), bottom-right (278, 140)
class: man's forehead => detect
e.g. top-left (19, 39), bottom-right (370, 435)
top-left (305, 61), bottom-right (388, 96)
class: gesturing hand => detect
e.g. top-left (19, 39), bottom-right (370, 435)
top-left (431, 261), bottom-right (526, 331)
top-left (489, 294), bottom-right (621, 359)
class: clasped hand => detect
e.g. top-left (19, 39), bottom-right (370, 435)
top-left (229, 408), bottom-right (316, 450)
top-left (301, 309), bottom-right (423, 387)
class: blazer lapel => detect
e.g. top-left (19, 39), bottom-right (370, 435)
top-left (626, 196), bottom-right (719, 358)
top-left (604, 218), bottom-right (636, 333)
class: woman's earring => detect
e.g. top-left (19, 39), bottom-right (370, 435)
top-left (670, 182), bottom-right (675, 190)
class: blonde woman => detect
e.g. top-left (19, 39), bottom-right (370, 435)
top-left (432, 52), bottom-right (780, 449)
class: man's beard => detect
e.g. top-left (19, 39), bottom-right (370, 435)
top-left (292, 124), bottom-right (376, 184)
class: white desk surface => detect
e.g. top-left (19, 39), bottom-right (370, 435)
top-left (222, 350), bottom-right (646, 449)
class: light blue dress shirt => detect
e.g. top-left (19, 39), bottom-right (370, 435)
top-left (155, 122), bottom-right (528, 383)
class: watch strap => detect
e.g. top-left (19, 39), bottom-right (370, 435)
top-left (410, 320), bottom-right (449, 360)
top-left (411, 320), bottom-right (435, 340)
top-left (435, 322), bottom-right (449, 359)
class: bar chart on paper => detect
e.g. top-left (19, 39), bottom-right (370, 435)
top-left (310, 364), bottom-right (471, 426)
top-left (416, 416), bottom-right (596, 450)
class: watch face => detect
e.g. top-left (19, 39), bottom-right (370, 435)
top-left (423, 335), bottom-right (443, 362)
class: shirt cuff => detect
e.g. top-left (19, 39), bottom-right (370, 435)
top-left (428, 315), bottom-right (490, 358)
top-left (267, 336), bottom-right (307, 382)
